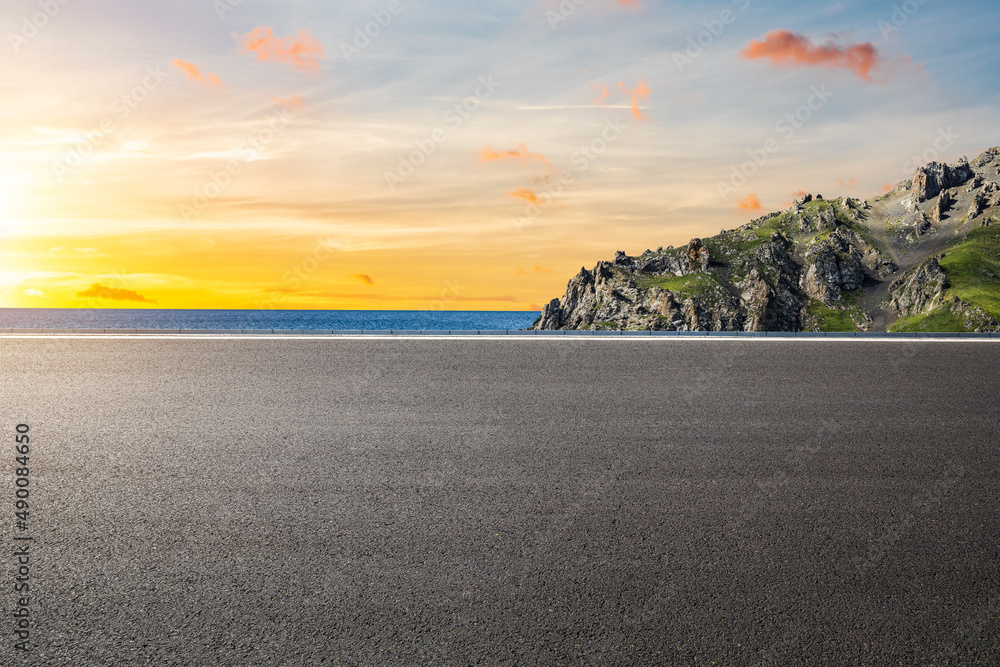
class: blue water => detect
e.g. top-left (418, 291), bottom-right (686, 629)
top-left (0, 309), bottom-right (541, 331)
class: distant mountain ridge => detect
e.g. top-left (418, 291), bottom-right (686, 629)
top-left (533, 147), bottom-right (1000, 333)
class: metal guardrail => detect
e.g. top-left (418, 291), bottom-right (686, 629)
top-left (0, 329), bottom-right (997, 338)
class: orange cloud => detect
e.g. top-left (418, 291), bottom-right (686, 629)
top-left (479, 143), bottom-right (549, 165)
top-left (882, 182), bottom-right (895, 193)
top-left (591, 84), bottom-right (610, 106)
top-left (838, 178), bottom-right (859, 188)
top-left (273, 94), bottom-right (304, 108)
top-left (240, 27), bottom-right (325, 73)
top-left (76, 283), bottom-right (157, 304)
top-left (618, 80), bottom-right (650, 120)
top-left (738, 194), bottom-right (762, 210)
top-left (351, 274), bottom-right (375, 286)
top-left (172, 59), bottom-right (222, 87)
top-left (792, 189), bottom-right (807, 198)
top-left (741, 30), bottom-right (881, 81)
top-left (508, 188), bottom-right (540, 204)
top-left (517, 265), bottom-right (555, 275)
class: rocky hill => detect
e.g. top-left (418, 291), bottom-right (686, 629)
top-left (533, 147), bottom-right (1000, 333)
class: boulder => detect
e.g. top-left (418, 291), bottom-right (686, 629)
top-left (800, 228), bottom-right (867, 305)
top-left (686, 239), bottom-right (711, 272)
top-left (794, 193), bottom-right (813, 209)
top-left (969, 192), bottom-right (987, 219)
top-left (888, 256), bottom-right (948, 316)
top-left (966, 174), bottom-right (984, 192)
top-left (535, 298), bottom-right (564, 329)
top-left (932, 192), bottom-right (953, 223)
top-left (912, 158), bottom-right (974, 201)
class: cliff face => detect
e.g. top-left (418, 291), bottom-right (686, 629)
top-left (534, 148), bottom-right (1000, 333)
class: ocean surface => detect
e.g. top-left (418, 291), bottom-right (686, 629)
top-left (0, 309), bottom-right (541, 331)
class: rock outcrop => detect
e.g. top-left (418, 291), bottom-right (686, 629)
top-left (887, 256), bottom-right (948, 316)
top-left (884, 255), bottom-right (1000, 333)
top-left (912, 158), bottom-right (974, 201)
top-left (534, 148), bottom-right (1000, 334)
top-left (535, 198), bottom-right (895, 332)
top-left (687, 239), bottom-right (710, 271)
top-left (969, 192), bottom-right (987, 219)
top-left (933, 192), bottom-right (953, 222)
top-left (733, 233), bottom-right (803, 331)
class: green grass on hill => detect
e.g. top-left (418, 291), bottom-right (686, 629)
top-left (889, 309), bottom-right (971, 333)
top-left (803, 199), bottom-right (832, 212)
top-left (634, 272), bottom-right (720, 297)
top-left (805, 229), bottom-right (834, 246)
top-left (939, 226), bottom-right (1000, 320)
top-left (806, 300), bottom-right (859, 332)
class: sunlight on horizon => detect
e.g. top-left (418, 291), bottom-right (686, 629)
top-left (1, 1), bottom-right (998, 310)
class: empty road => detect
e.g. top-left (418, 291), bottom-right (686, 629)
top-left (1, 337), bottom-right (998, 665)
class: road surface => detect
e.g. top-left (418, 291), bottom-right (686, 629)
top-left (0, 337), bottom-right (997, 665)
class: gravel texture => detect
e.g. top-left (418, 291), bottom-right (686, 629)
top-left (0, 338), bottom-right (998, 665)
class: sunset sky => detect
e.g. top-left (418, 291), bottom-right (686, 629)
top-left (1, 0), bottom-right (998, 310)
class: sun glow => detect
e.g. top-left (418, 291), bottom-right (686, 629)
top-left (0, 179), bottom-right (14, 241)
top-left (0, 176), bottom-right (10, 220)
top-left (0, 161), bottom-right (24, 226)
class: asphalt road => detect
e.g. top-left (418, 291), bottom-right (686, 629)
top-left (0, 338), bottom-right (998, 666)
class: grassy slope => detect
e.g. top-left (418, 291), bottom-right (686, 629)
top-left (634, 272), bottom-right (720, 296)
top-left (939, 226), bottom-right (1000, 318)
top-left (652, 199), bottom-right (873, 331)
top-left (806, 300), bottom-right (859, 332)
top-left (890, 309), bottom-right (969, 333)
top-left (888, 226), bottom-right (1000, 332)
top-left (616, 198), bottom-right (997, 332)
top-left (723, 200), bottom-right (869, 331)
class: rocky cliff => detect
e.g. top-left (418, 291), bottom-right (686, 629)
top-left (534, 148), bottom-right (1000, 333)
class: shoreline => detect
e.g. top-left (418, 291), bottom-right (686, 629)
top-left (1, 328), bottom-right (999, 339)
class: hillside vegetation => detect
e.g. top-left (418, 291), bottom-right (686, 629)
top-left (534, 148), bottom-right (1000, 333)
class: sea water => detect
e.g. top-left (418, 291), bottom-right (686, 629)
top-left (0, 309), bottom-right (541, 331)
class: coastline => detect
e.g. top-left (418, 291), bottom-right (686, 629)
top-left (2, 328), bottom-right (999, 339)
